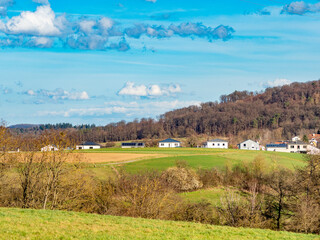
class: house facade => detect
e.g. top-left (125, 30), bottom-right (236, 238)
top-left (158, 138), bottom-right (181, 148)
top-left (237, 140), bottom-right (259, 150)
top-left (41, 145), bottom-right (59, 152)
top-left (266, 140), bottom-right (308, 153)
top-left (205, 139), bottom-right (228, 149)
top-left (122, 142), bottom-right (145, 148)
top-left (76, 142), bottom-right (101, 150)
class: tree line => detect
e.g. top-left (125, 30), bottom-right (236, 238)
top-left (8, 80), bottom-right (320, 143)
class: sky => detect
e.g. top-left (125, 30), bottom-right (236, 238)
top-left (0, 0), bottom-right (320, 125)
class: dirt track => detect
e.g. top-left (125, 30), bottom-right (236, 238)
top-left (79, 153), bottom-right (167, 163)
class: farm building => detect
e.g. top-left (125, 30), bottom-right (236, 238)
top-left (76, 142), bottom-right (101, 150)
top-left (122, 142), bottom-right (145, 148)
top-left (204, 139), bottom-right (228, 149)
top-left (158, 138), bottom-right (181, 148)
top-left (41, 145), bottom-right (59, 152)
top-left (266, 140), bottom-right (308, 153)
top-left (237, 140), bottom-right (260, 150)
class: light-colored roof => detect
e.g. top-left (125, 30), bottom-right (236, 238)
top-left (238, 139), bottom-right (258, 145)
top-left (208, 138), bottom-right (228, 143)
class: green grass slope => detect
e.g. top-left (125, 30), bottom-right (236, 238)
top-left (0, 208), bottom-right (318, 240)
top-left (114, 148), bottom-right (307, 173)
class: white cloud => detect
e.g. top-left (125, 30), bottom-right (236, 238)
top-left (27, 37), bottom-right (54, 48)
top-left (282, 1), bottom-right (320, 15)
top-left (265, 78), bottom-right (292, 87)
top-left (146, 0), bottom-right (157, 3)
top-left (118, 82), bottom-right (182, 98)
top-left (33, 0), bottom-right (49, 5)
top-left (2, 5), bottom-right (62, 36)
top-left (25, 88), bottom-right (90, 101)
top-left (79, 20), bottom-right (96, 34)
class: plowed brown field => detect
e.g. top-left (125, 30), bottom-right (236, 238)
top-left (79, 153), bottom-right (167, 163)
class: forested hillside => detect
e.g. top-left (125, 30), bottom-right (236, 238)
top-left (9, 80), bottom-right (320, 143)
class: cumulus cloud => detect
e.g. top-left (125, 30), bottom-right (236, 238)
top-left (25, 88), bottom-right (90, 101)
top-left (1, 5), bottom-right (62, 36)
top-left (265, 78), bottom-right (292, 87)
top-left (282, 1), bottom-right (320, 15)
top-left (125, 23), bottom-right (234, 41)
top-left (118, 82), bottom-right (182, 98)
top-left (0, 1), bottom-right (234, 51)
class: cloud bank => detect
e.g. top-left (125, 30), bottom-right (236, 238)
top-left (0, 1), bottom-right (235, 51)
top-left (25, 88), bottom-right (90, 101)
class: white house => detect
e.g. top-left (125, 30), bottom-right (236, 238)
top-left (292, 136), bottom-right (301, 142)
top-left (158, 138), bottom-right (181, 148)
top-left (205, 139), bottom-right (228, 149)
top-left (237, 140), bottom-right (260, 150)
top-left (41, 145), bottom-right (59, 152)
top-left (266, 140), bottom-right (308, 153)
top-left (76, 142), bottom-right (101, 150)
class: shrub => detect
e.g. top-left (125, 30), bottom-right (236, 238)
top-left (161, 166), bottom-right (203, 192)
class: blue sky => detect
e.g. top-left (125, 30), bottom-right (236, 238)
top-left (0, 0), bottom-right (320, 125)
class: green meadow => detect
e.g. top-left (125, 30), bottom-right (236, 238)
top-left (0, 208), bottom-right (318, 240)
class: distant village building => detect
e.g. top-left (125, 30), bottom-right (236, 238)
top-left (291, 136), bottom-right (301, 142)
top-left (204, 139), bottom-right (228, 149)
top-left (121, 142), bottom-right (145, 148)
top-left (158, 138), bottom-right (181, 148)
top-left (266, 140), bottom-right (308, 153)
top-left (237, 140), bottom-right (260, 150)
top-left (41, 145), bottom-right (59, 152)
top-left (76, 142), bottom-right (101, 150)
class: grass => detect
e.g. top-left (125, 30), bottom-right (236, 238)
top-left (181, 187), bottom-right (248, 206)
top-left (116, 148), bottom-right (307, 173)
top-left (0, 208), bottom-right (318, 240)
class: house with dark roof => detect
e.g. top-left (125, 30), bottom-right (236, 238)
top-left (121, 142), bottom-right (145, 148)
top-left (204, 139), bottom-right (228, 149)
top-left (76, 141), bottom-right (101, 150)
top-left (158, 138), bottom-right (181, 148)
top-left (266, 140), bottom-right (308, 153)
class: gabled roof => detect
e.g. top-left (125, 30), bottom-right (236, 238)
top-left (208, 138), bottom-right (228, 143)
top-left (78, 141), bottom-right (100, 146)
top-left (159, 138), bottom-right (180, 143)
top-left (238, 139), bottom-right (258, 145)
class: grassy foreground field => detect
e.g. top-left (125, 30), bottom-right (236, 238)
top-left (0, 208), bottom-right (318, 240)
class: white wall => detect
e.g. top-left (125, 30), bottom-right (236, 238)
top-left (159, 142), bottom-right (181, 148)
top-left (76, 145), bottom-right (100, 150)
top-left (266, 147), bottom-right (289, 152)
top-left (41, 145), bottom-right (59, 152)
top-left (238, 140), bottom-right (259, 150)
top-left (206, 141), bottom-right (228, 149)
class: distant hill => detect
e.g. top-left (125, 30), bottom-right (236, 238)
top-left (8, 80), bottom-right (320, 144)
top-left (9, 124), bottom-right (39, 129)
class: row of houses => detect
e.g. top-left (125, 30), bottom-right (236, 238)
top-left (43, 136), bottom-right (318, 154)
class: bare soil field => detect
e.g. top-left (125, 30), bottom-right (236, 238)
top-left (79, 153), bottom-right (167, 163)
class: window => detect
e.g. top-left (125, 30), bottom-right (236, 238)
top-left (90, 147), bottom-right (93, 149)
top-left (79, 147), bottom-right (82, 150)
top-left (161, 143), bottom-right (164, 146)
top-left (223, 143), bottom-right (225, 146)
top-left (244, 144), bottom-right (246, 147)
top-left (291, 146), bottom-right (294, 149)
top-left (217, 143), bottom-right (220, 146)
top-left (212, 143), bottom-right (215, 146)
top-left (175, 143), bottom-right (178, 146)
top-left (303, 146), bottom-right (307, 149)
